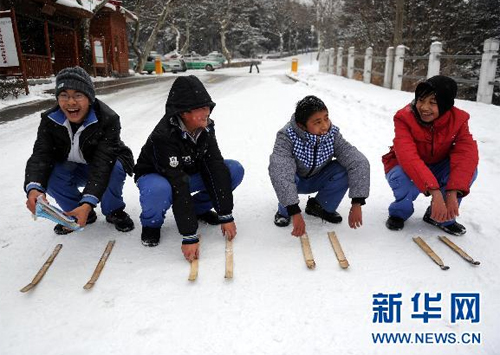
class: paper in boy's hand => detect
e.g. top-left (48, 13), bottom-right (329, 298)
top-left (35, 196), bottom-right (82, 231)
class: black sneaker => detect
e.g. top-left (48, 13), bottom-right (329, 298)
top-left (141, 227), bottom-right (161, 247)
top-left (54, 209), bottom-right (97, 235)
top-left (106, 208), bottom-right (135, 232)
top-left (423, 207), bottom-right (466, 236)
top-left (274, 212), bottom-right (291, 227)
top-left (197, 210), bottom-right (221, 225)
top-left (305, 197), bottom-right (342, 223)
top-left (385, 216), bottom-right (404, 231)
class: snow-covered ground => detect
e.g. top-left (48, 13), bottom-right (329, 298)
top-left (1, 54), bottom-right (499, 355)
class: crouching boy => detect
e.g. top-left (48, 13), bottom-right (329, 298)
top-left (25, 66), bottom-right (135, 234)
top-left (269, 95), bottom-right (370, 237)
top-left (134, 75), bottom-right (244, 262)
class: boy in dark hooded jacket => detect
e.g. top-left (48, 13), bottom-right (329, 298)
top-left (24, 66), bottom-right (135, 234)
top-left (134, 75), bottom-right (244, 261)
top-left (382, 75), bottom-right (479, 235)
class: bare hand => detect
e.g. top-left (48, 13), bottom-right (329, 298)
top-left (291, 213), bottom-right (306, 237)
top-left (348, 204), bottom-right (363, 229)
top-left (429, 190), bottom-right (448, 222)
top-left (26, 190), bottom-right (47, 214)
top-left (445, 190), bottom-right (460, 220)
top-left (65, 203), bottom-right (93, 227)
top-left (221, 221), bottom-right (237, 240)
top-left (181, 243), bottom-right (199, 262)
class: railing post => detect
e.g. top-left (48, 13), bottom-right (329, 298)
top-left (328, 48), bottom-right (335, 74)
top-left (319, 50), bottom-right (328, 72)
top-left (336, 47), bottom-right (343, 76)
top-left (427, 41), bottom-right (442, 78)
top-left (477, 38), bottom-right (499, 104)
top-left (347, 46), bottom-right (355, 79)
top-left (363, 47), bottom-right (373, 84)
top-left (383, 46), bottom-right (394, 89)
top-left (392, 45), bottom-right (406, 91)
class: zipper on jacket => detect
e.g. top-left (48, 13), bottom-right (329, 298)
top-left (305, 137), bottom-right (320, 178)
top-left (430, 125), bottom-right (434, 157)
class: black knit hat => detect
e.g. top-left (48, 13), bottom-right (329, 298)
top-left (415, 75), bottom-right (457, 116)
top-left (295, 95), bottom-right (328, 126)
top-left (55, 66), bottom-right (95, 103)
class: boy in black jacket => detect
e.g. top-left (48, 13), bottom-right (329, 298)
top-left (134, 75), bottom-right (244, 262)
top-left (24, 66), bottom-right (135, 234)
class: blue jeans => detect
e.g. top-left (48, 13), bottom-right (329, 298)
top-left (46, 160), bottom-right (127, 214)
top-left (386, 160), bottom-right (478, 226)
top-left (137, 159), bottom-right (244, 228)
top-left (278, 161), bottom-right (349, 217)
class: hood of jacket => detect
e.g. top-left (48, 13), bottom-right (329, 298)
top-left (165, 75), bottom-right (216, 118)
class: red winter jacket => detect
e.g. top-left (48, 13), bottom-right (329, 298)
top-left (382, 104), bottom-right (478, 196)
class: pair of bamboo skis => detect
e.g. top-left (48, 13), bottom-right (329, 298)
top-left (20, 240), bottom-right (115, 293)
top-left (413, 236), bottom-right (480, 270)
top-left (300, 231), bottom-right (349, 270)
top-left (188, 234), bottom-right (233, 281)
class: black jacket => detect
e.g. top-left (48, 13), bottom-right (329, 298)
top-left (24, 99), bottom-right (134, 205)
top-left (134, 75), bottom-right (233, 237)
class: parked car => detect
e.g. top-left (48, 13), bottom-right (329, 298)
top-left (183, 55), bottom-right (222, 71)
top-left (135, 55), bottom-right (187, 74)
top-left (205, 51), bottom-right (226, 64)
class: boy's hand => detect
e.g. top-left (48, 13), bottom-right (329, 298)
top-left (65, 203), bottom-right (93, 227)
top-left (221, 221), bottom-right (237, 240)
top-left (429, 189), bottom-right (448, 222)
top-left (445, 190), bottom-right (460, 220)
top-left (348, 204), bottom-right (363, 229)
top-left (291, 213), bottom-right (306, 237)
top-left (182, 243), bottom-right (199, 262)
top-left (26, 189), bottom-right (47, 214)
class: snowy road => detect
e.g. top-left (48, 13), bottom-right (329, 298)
top-left (1, 56), bottom-right (499, 355)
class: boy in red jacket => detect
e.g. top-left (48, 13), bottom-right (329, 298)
top-left (382, 75), bottom-right (478, 235)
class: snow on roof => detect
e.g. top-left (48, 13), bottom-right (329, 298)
top-left (54, 0), bottom-right (136, 20)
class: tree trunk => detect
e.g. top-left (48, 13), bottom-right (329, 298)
top-left (220, 29), bottom-right (231, 64)
top-left (393, 0), bottom-right (404, 47)
top-left (180, 25), bottom-right (190, 55)
top-left (171, 24), bottom-right (180, 53)
top-left (279, 32), bottom-right (284, 58)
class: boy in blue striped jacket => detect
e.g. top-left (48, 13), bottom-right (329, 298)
top-left (268, 95), bottom-right (370, 237)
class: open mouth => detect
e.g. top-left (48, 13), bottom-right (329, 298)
top-left (66, 108), bottom-right (81, 118)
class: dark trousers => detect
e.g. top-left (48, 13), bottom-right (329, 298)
top-left (137, 159), bottom-right (244, 228)
top-left (278, 161), bottom-right (349, 217)
top-left (249, 62), bottom-right (259, 73)
top-left (46, 160), bottom-right (127, 214)
top-left (386, 160), bottom-right (478, 226)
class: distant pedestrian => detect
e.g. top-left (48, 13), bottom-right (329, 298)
top-left (249, 60), bottom-right (260, 73)
top-left (134, 75), bottom-right (244, 262)
top-left (24, 66), bottom-right (135, 235)
top-left (382, 75), bottom-right (479, 235)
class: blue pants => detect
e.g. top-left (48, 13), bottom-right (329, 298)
top-left (278, 161), bottom-right (349, 217)
top-left (46, 160), bottom-right (127, 214)
top-left (137, 159), bottom-right (244, 228)
top-left (386, 160), bottom-right (478, 226)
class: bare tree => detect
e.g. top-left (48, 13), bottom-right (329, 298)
top-left (312, 0), bottom-right (342, 59)
top-left (131, 0), bottom-right (176, 73)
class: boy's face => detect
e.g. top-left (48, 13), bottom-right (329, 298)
top-left (300, 109), bottom-right (331, 136)
top-left (416, 94), bottom-right (439, 122)
top-left (180, 106), bottom-right (210, 132)
top-left (57, 89), bottom-right (90, 124)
